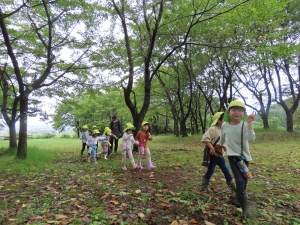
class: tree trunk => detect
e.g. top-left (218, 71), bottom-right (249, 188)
top-left (286, 111), bottom-right (294, 132)
top-left (180, 120), bottom-right (188, 137)
top-left (261, 115), bottom-right (270, 129)
top-left (17, 95), bottom-right (28, 159)
top-left (8, 124), bottom-right (17, 149)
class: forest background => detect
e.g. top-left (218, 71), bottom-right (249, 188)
top-left (1, 0), bottom-right (300, 159)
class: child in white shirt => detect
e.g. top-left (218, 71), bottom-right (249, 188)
top-left (86, 129), bottom-right (106, 164)
top-left (121, 123), bottom-right (139, 171)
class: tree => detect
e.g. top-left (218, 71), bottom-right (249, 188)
top-left (0, 1), bottom-right (99, 158)
top-left (93, 0), bottom-right (250, 134)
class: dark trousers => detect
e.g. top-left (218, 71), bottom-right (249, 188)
top-left (204, 155), bottom-right (233, 182)
top-left (110, 138), bottom-right (119, 152)
top-left (81, 143), bottom-right (87, 155)
top-left (228, 156), bottom-right (248, 196)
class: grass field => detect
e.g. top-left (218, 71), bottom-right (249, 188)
top-left (0, 130), bottom-right (300, 225)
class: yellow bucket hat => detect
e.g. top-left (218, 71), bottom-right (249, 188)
top-left (211, 112), bottom-right (224, 126)
top-left (123, 123), bottom-right (136, 132)
top-left (92, 129), bottom-right (100, 135)
top-left (141, 121), bottom-right (149, 126)
top-left (92, 125), bottom-right (97, 129)
top-left (104, 127), bottom-right (112, 135)
top-left (82, 125), bottom-right (88, 129)
top-left (224, 100), bottom-right (247, 122)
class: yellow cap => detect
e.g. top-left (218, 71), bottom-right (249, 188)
top-left (228, 100), bottom-right (246, 110)
top-left (211, 112), bottom-right (224, 126)
top-left (92, 129), bottom-right (100, 135)
top-left (123, 123), bottom-right (136, 132)
top-left (82, 125), bottom-right (88, 129)
top-left (104, 127), bottom-right (112, 135)
top-left (141, 121), bottom-right (149, 126)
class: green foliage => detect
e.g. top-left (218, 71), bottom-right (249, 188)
top-left (35, 133), bottom-right (56, 139)
top-left (60, 134), bottom-right (72, 138)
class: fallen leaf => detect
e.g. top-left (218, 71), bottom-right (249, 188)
top-left (55, 214), bottom-right (68, 220)
top-left (110, 198), bottom-right (119, 205)
top-left (170, 220), bottom-right (179, 225)
top-left (205, 221), bottom-right (215, 225)
top-left (138, 212), bottom-right (145, 218)
top-left (135, 189), bottom-right (141, 194)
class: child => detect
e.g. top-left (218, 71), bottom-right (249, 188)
top-left (92, 125), bottom-right (99, 154)
top-left (201, 112), bottom-right (237, 195)
top-left (98, 127), bottom-right (118, 159)
top-left (80, 125), bottom-right (89, 156)
top-left (220, 100), bottom-right (256, 218)
top-left (121, 123), bottom-right (139, 170)
top-left (86, 129), bottom-right (104, 164)
top-left (135, 121), bottom-right (156, 170)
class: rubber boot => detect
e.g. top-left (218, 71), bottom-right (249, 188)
top-left (232, 195), bottom-right (241, 207)
top-left (147, 160), bottom-right (156, 170)
top-left (81, 149), bottom-right (84, 156)
top-left (238, 193), bottom-right (252, 218)
top-left (227, 181), bottom-right (237, 193)
top-left (201, 177), bottom-right (209, 191)
top-left (103, 153), bottom-right (107, 160)
top-left (137, 160), bottom-right (143, 169)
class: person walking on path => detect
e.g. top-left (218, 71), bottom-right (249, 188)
top-left (99, 127), bottom-right (118, 159)
top-left (135, 121), bottom-right (156, 170)
top-left (80, 125), bottom-right (90, 156)
top-left (220, 100), bottom-right (256, 218)
top-left (121, 123), bottom-right (139, 171)
top-left (109, 116), bottom-right (122, 153)
top-left (200, 112), bottom-right (237, 200)
top-left (86, 129), bottom-right (105, 164)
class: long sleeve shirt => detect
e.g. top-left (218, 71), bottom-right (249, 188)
top-left (135, 130), bottom-right (152, 148)
top-left (80, 131), bottom-right (90, 143)
top-left (201, 126), bottom-right (224, 158)
top-left (122, 132), bottom-right (139, 150)
top-left (86, 135), bottom-right (106, 145)
top-left (220, 121), bottom-right (255, 161)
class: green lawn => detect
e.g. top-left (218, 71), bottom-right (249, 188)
top-left (0, 130), bottom-right (299, 225)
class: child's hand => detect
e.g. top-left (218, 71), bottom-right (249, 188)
top-left (210, 147), bottom-right (215, 155)
top-left (247, 111), bottom-right (256, 122)
top-left (148, 135), bottom-right (152, 140)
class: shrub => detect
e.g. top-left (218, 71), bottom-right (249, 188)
top-left (36, 133), bottom-right (56, 139)
top-left (60, 134), bottom-right (71, 138)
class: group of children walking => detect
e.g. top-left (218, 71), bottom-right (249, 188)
top-left (79, 100), bottom-right (256, 218)
top-left (80, 121), bottom-right (156, 171)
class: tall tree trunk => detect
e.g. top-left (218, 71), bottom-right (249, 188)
top-left (8, 124), bottom-right (17, 149)
top-left (261, 116), bottom-right (269, 129)
top-left (286, 111), bottom-right (294, 132)
top-left (180, 120), bottom-right (188, 137)
top-left (17, 95), bottom-right (28, 159)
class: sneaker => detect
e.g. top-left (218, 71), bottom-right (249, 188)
top-left (94, 162), bottom-right (98, 164)
top-left (122, 166), bottom-right (127, 170)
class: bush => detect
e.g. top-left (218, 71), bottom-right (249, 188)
top-left (36, 133), bottom-right (56, 139)
top-left (60, 134), bottom-right (71, 138)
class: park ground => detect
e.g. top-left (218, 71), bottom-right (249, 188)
top-left (0, 129), bottom-right (300, 225)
